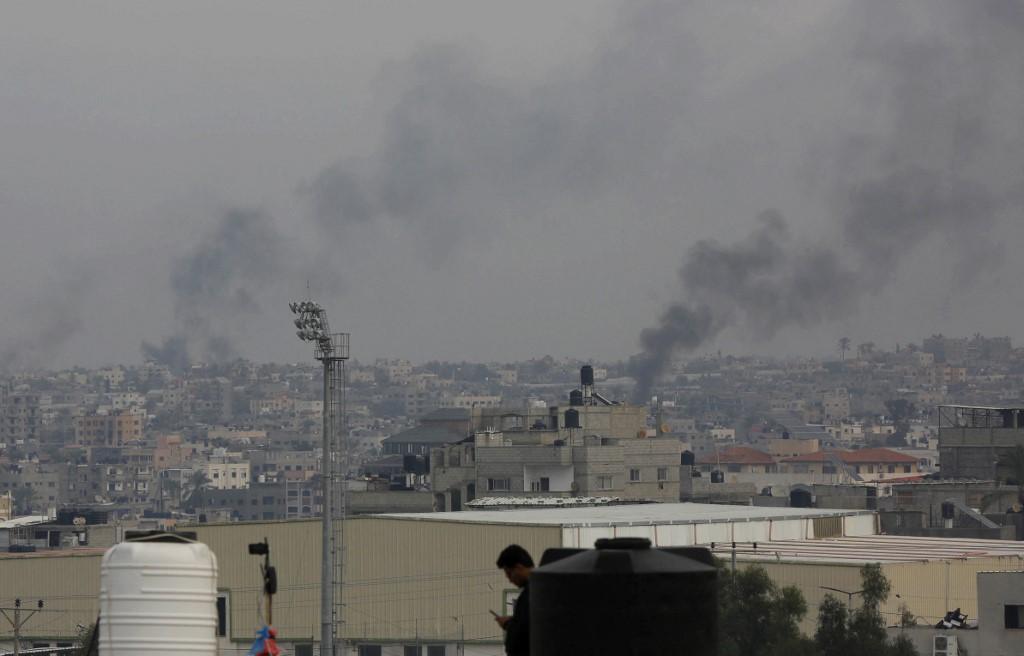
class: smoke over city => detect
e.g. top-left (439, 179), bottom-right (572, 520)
top-left (2, 1), bottom-right (1021, 370)
top-left (141, 209), bottom-right (291, 369)
top-left (630, 0), bottom-right (1024, 398)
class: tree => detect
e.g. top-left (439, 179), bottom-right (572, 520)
top-left (184, 470), bottom-right (211, 511)
top-left (12, 485), bottom-right (38, 516)
top-left (838, 337), bottom-right (851, 361)
top-left (884, 399), bottom-right (917, 446)
top-left (814, 564), bottom-right (919, 656)
top-left (719, 565), bottom-right (816, 656)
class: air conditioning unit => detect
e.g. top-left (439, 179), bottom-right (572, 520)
top-left (933, 634), bottom-right (957, 656)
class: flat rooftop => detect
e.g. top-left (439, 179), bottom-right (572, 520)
top-left (377, 502), bottom-right (871, 527)
top-left (722, 535), bottom-right (1024, 564)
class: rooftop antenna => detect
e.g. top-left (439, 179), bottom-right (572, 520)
top-left (288, 297), bottom-right (349, 656)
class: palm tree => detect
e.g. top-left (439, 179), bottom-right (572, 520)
top-left (838, 337), bottom-right (851, 361)
top-left (184, 470), bottom-right (211, 511)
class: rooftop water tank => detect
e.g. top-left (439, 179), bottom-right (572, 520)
top-left (531, 537), bottom-right (717, 655)
top-left (100, 531), bottom-right (219, 655)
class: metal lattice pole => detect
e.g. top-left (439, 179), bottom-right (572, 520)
top-left (289, 301), bottom-right (348, 656)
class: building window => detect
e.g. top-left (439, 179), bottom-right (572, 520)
top-left (657, 468), bottom-right (668, 481)
top-left (530, 478), bottom-right (550, 492)
top-left (404, 647), bottom-right (422, 656)
top-left (887, 465), bottom-right (895, 474)
top-left (358, 646), bottom-right (382, 656)
top-left (629, 469), bottom-right (641, 482)
top-left (597, 475), bottom-right (613, 490)
top-left (426, 646), bottom-right (446, 656)
top-left (295, 645), bottom-right (314, 656)
top-left (727, 464), bottom-right (742, 473)
top-left (903, 465), bottom-right (912, 473)
top-left (1006, 604), bottom-right (1024, 628)
top-left (488, 478), bottom-right (510, 491)
top-left (216, 593), bottom-right (229, 637)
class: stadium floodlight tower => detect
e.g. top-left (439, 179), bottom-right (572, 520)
top-left (289, 299), bottom-right (349, 656)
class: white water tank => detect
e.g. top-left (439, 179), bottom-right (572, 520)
top-left (100, 531), bottom-right (219, 655)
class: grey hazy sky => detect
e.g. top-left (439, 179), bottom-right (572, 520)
top-left (1, 1), bottom-right (1021, 370)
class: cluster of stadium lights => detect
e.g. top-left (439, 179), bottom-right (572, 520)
top-left (289, 301), bottom-right (329, 343)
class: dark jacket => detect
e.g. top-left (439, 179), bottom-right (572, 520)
top-left (505, 583), bottom-right (530, 656)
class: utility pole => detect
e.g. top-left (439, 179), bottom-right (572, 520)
top-left (0, 599), bottom-right (44, 656)
top-left (289, 300), bottom-right (349, 656)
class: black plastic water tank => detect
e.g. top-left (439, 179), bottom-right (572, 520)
top-left (565, 409), bottom-right (581, 429)
top-left (530, 537), bottom-right (717, 656)
top-left (681, 450), bottom-right (695, 466)
top-left (581, 365), bottom-right (595, 387)
top-left (941, 501), bottom-right (955, 520)
top-left (569, 389), bottom-right (584, 406)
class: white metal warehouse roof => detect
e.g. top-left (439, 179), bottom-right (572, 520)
top-left (720, 535), bottom-right (1024, 564)
top-left (377, 501), bottom-right (871, 527)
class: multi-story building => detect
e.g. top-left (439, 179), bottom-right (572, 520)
top-left (822, 389), bottom-right (851, 421)
top-left (938, 404), bottom-right (1024, 479)
top-left (3, 392), bottom-right (40, 443)
top-left (431, 434), bottom-right (681, 510)
top-left (204, 461), bottom-right (250, 490)
top-left (74, 408), bottom-right (144, 447)
top-left (780, 448), bottom-right (919, 482)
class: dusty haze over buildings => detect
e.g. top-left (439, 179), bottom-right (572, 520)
top-left (1, 0), bottom-right (1021, 370)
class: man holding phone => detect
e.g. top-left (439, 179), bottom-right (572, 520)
top-left (494, 544), bottom-right (534, 656)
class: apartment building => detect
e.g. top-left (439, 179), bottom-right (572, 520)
top-left (74, 408), bottom-right (144, 447)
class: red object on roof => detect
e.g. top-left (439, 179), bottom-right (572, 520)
top-left (780, 448), bottom-right (917, 464)
top-left (696, 446), bottom-right (775, 465)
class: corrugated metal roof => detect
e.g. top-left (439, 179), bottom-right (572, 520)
top-left (377, 502), bottom-right (871, 527)
top-left (722, 535), bottom-right (1024, 564)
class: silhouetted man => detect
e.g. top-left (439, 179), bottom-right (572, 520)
top-left (494, 544), bottom-right (534, 656)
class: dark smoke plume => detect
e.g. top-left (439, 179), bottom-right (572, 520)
top-left (142, 209), bottom-right (289, 370)
top-left (0, 271), bottom-right (95, 372)
top-left (629, 0), bottom-right (1024, 400)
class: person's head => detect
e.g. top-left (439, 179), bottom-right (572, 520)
top-left (496, 544), bottom-right (534, 587)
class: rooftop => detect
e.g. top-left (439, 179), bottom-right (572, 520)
top-left (720, 535), bottom-right (1024, 564)
top-left (696, 446), bottom-right (775, 465)
top-left (780, 448), bottom-right (917, 464)
top-left (378, 502), bottom-right (871, 527)
top-left (380, 424), bottom-right (466, 445)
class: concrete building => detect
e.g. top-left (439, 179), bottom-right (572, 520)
top-left (204, 461), bottom-right (250, 490)
top-left (938, 405), bottom-right (1024, 479)
top-left (3, 392), bottom-right (40, 443)
top-left (74, 408), bottom-right (144, 447)
top-left (780, 448), bottom-right (919, 482)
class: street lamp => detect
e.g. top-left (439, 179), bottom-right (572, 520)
top-left (290, 299), bottom-right (349, 656)
top-left (820, 586), bottom-right (865, 606)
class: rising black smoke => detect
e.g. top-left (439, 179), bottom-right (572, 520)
top-left (141, 209), bottom-right (290, 370)
top-left (630, 0), bottom-right (1024, 399)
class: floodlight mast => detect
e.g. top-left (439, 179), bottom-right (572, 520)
top-left (290, 299), bottom-right (349, 656)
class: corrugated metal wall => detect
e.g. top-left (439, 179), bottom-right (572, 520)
top-left (747, 555), bottom-right (1024, 634)
top-left (193, 519), bottom-right (322, 642)
top-left (342, 517), bottom-right (561, 644)
top-left (0, 550), bottom-right (104, 639)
